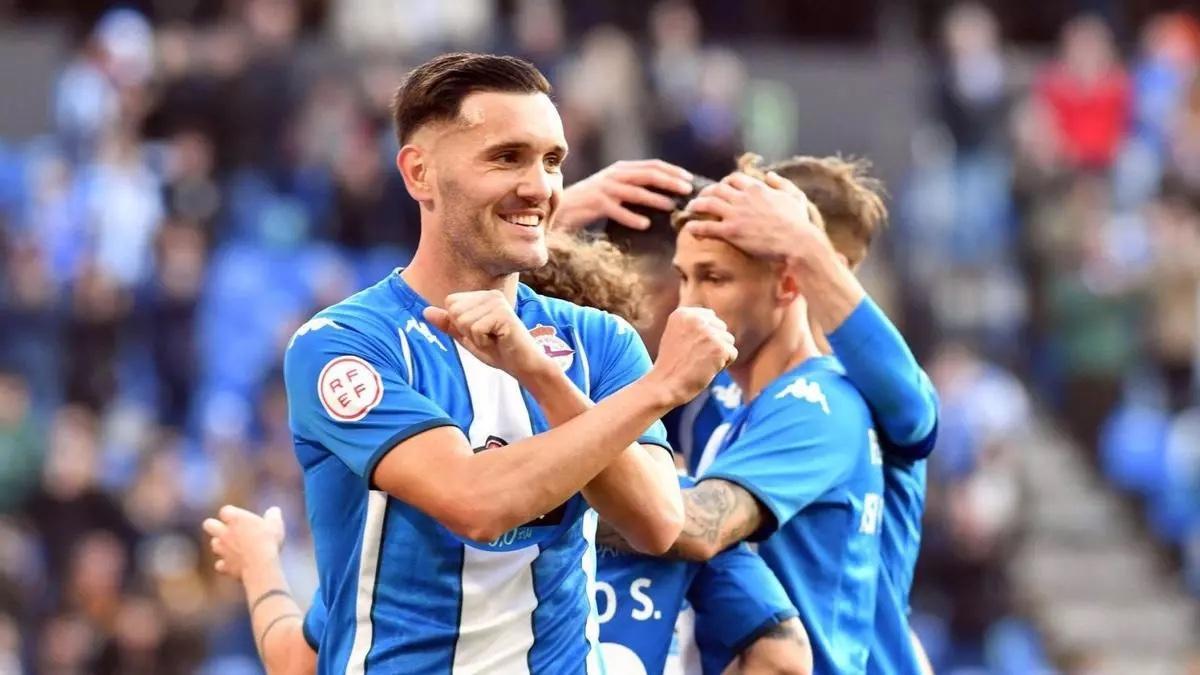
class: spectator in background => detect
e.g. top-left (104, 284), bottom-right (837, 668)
top-left (0, 244), bottom-right (63, 409)
top-left (0, 370), bottom-right (41, 515)
top-left (21, 406), bottom-right (136, 586)
top-left (63, 264), bottom-right (129, 412)
top-left (919, 342), bottom-right (1030, 672)
top-left (146, 222), bottom-right (206, 428)
top-left (1034, 15), bottom-right (1131, 172)
top-left (935, 3), bottom-right (1010, 158)
top-left (1042, 174), bottom-right (1145, 457)
top-left (1145, 179), bottom-right (1200, 413)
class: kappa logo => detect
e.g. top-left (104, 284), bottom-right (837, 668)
top-left (317, 355), bottom-right (383, 422)
top-left (775, 377), bottom-right (831, 415)
top-left (405, 317), bottom-right (447, 351)
top-left (288, 317), bottom-right (341, 349)
top-left (711, 382), bottom-right (743, 409)
top-left (530, 324), bottom-right (575, 371)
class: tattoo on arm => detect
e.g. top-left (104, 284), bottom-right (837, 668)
top-left (250, 589), bottom-right (293, 615)
top-left (667, 479), bottom-right (765, 560)
top-left (595, 480), bottom-right (764, 560)
top-left (256, 612), bottom-right (302, 655)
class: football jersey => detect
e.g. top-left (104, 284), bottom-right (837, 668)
top-left (827, 298), bottom-right (939, 675)
top-left (595, 475), bottom-right (796, 675)
top-left (664, 372), bottom-right (742, 477)
top-left (700, 356), bottom-right (883, 674)
top-left (284, 270), bottom-right (669, 675)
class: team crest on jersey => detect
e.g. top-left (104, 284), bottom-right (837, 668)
top-left (317, 355), bottom-right (383, 422)
top-left (530, 324), bottom-right (574, 371)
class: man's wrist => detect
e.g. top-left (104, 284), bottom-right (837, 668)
top-left (514, 357), bottom-right (571, 396)
top-left (635, 370), bottom-right (684, 412)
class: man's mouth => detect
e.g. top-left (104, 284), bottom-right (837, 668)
top-left (499, 213), bottom-right (544, 228)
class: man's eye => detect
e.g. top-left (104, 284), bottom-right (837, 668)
top-left (544, 155), bottom-right (563, 170)
top-left (496, 152), bottom-right (519, 164)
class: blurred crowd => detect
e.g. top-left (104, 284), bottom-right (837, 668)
top-left (0, 0), bottom-right (1196, 673)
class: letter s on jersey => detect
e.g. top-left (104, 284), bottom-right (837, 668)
top-left (318, 356), bottom-right (383, 421)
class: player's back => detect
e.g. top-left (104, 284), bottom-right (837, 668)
top-left (868, 454), bottom-right (929, 675)
top-left (702, 356), bottom-right (884, 674)
top-left (284, 271), bottom-right (661, 674)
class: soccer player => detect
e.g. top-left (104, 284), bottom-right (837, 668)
top-left (282, 52), bottom-right (736, 673)
top-left (685, 160), bottom-right (938, 675)
top-left (208, 231), bottom-right (802, 675)
top-left (628, 184), bottom-right (887, 674)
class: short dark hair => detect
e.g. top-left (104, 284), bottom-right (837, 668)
top-left (391, 52), bottom-right (552, 144)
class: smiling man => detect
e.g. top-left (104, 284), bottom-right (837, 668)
top-left (281, 53), bottom-right (737, 674)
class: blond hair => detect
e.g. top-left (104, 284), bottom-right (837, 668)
top-left (759, 154), bottom-right (888, 253)
top-left (521, 232), bottom-right (645, 325)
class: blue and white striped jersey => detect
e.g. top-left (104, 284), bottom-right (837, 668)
top-left (284, 270), bottom-right (668, 675)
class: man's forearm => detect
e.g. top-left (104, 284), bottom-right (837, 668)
top-left (787, 245), bottom-right (865, 332)
top-left (455, 370), bottom-right (680, 539)
top-left (519, 367), bottom-right (683, 553)
top-left (239, 554), bottom-right (312, 675)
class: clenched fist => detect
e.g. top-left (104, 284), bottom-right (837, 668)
top-left (424, 290), bottom-right (550, 377)
top-left (648, 307), bottom-right (738, 405)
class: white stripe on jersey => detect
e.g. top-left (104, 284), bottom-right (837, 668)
top-left (695, 422), bottom-right (731, 478)
top-left (396, 327), bottom-right (414, 384)
top-left (576, 335), bottom-right (592, 398)
top-left (580, 509), bottom-right (606, 675)
top-left (452, 344), bottom-right (540, 674)
top-left (347, 490), bottom-right (388, 675)
top-left (454, 546), bottom-right (540, 674)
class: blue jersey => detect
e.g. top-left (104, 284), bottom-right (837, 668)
top-left (664, 372), bottom-right (742, 476)
top-left (700, 356), bottom-right (883, 674)
top-left (827, 298), bottom-right (939, 675)
top-left (284, 271), bottom-right (668, 674)
top-left (595, 475), bottom-right (796, 675)
top-left (304, 588), bottom-right (326, 652)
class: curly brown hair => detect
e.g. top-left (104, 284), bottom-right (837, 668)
top-left (520, 232), bottom-right (645, 325)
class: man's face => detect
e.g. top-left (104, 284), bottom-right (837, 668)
top-left (673, 229), bottom-right (787, 363)
top-left (424, 91), bottom-right (567, 276)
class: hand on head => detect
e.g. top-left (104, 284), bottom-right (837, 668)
top-left (554, 159), bottom-right (694, 232)
top-left (682, 171), bottom-right (831, 262)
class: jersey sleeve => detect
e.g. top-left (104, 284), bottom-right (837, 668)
top-left (302, 589), bottom-right (327, 651)
top-left (826, 297), bottom-right (939, 459)
top-left (284, 318), bottom-right (458, 484)
top-left (688, 543), bottom-right (799, 671)
top-left (700, 376), bottom-right (862, 540)
top-left (585, 312), bottom-right (670, 451)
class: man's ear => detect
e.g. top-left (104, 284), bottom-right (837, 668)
top-left (777, 264), bottom-right (801, 305)
top-left (396, 145), bottom-right (434, 203)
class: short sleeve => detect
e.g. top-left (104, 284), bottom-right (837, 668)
top-left (584, 312), bottom-right (670, 450)
top-left (701, 376), bottom-right (861, 540)
top-left (302, 589), bottom-right (326, 651)
top-left (689, 544), bottom-right (799, 669)
top-left (284, 318), bottom-right (458, 484)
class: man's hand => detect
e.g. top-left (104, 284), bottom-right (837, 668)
top-left (554, 159), bottom-right (694, 232)
top-left (683, 172), bottom-right (832, 263)
top-left (424, 290), bottom-right (551, 377)
top-left (203, 505), bottom-right (286, 580)
top-left (647, 307), bottom-right (737, 405)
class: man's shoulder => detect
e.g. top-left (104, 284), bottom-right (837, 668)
top-left (757, 358), bottom-right (873, 432)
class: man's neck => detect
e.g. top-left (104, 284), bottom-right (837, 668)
top-left (728, 303), bottom-right (822, 402)
top-left (401, 234), bottom-right (519, 307)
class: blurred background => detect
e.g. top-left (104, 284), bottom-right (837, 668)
top-left (0, 0), bottom-right (1197, 673)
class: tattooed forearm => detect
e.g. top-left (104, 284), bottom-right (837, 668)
top-left (256, 612), bottom-right (301, 655)
top-left (667, 479), bottom-right (765, 561)
top-left (595, 480), bottom-right (765, 561)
